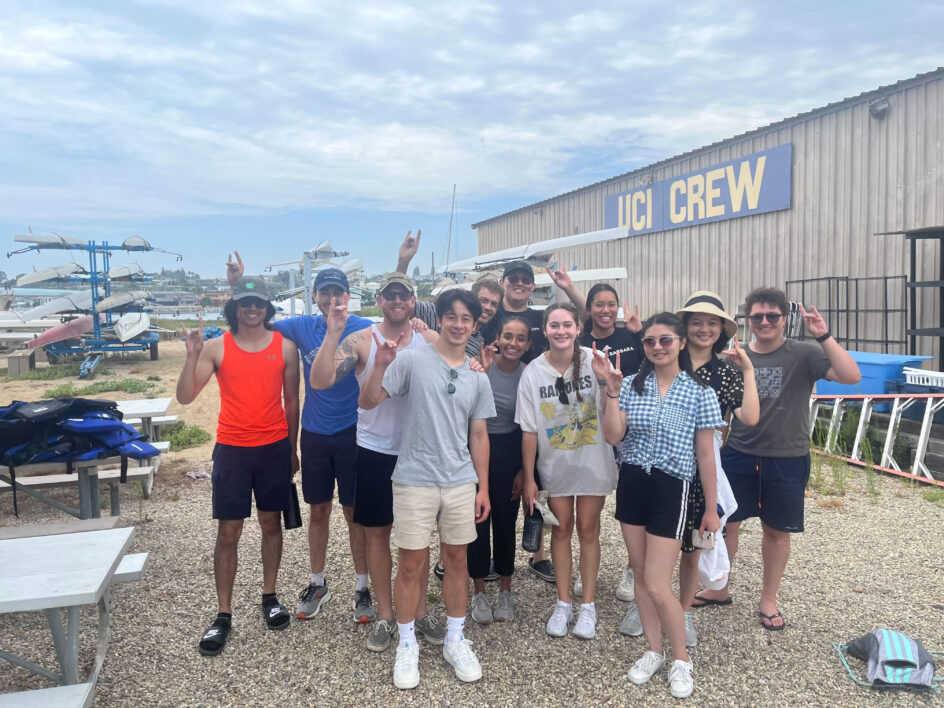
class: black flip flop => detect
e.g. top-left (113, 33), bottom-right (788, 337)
top-left (759, 611), bottom-right (786, 631)
top-left (264, 602), bottom-right (291, 630)
top-left (199, 621), bottom-right (231, 656)
top-left (691, 592), bottom-right (733, 608)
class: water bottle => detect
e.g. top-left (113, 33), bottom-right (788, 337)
top-left (283, 483), bottom-right (302, 530)
top-left (521, 506), bottom-right (543, 552)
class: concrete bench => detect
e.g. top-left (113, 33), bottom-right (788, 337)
top-left (0, 516), bottom-right (119, 541)
top-left (114, 552), bottom-right (149, 583)
top-left (6, 348), bottom-right (35, 376)
top-left (0, 682), bottom-right (94, 708)
top-left (0, 467), bottom-right (155, 515)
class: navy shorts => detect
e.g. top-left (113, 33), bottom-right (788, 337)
top-left (352, 446), bottom-right (397, 528)
top-left (212, 437), bottom-right (292, 520)
top-left (722, 446), bottom-right (810, 533)
top-left (615, 463), bottom-right (690, 540)
top-left (300, 425), bottom-right (357, 507)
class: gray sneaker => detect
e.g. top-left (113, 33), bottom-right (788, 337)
top-left (470, 592), bottom-right (493, 625)
top-left (353, 588), bottom-right (376, 624)
top-left (494, 590), bottom-right (515, 622)
top-left (297, 581), bottom-right (331, 619)
top-left (415, 615), bottom-right (446, 645)
top-left (620, 602), bottom-right (643, 637)
top-left (684, 610), bottom-right (697, 648)
top-left (367, 618), bottom-right (396, 652)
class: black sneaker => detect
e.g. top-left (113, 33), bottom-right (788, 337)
top-left (527, 558), bottom-right (555, 583)
top-left (434, 561), bottom-right (445, 581)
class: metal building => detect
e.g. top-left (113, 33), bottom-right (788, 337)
top-left (472, 68), bottom-right (944, 363)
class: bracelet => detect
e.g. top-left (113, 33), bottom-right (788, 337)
top-left (606, 392), bottom-right (620, 399)
top-left (597, 379), bottom-right (606, 385)
top-left (815, 332), bottom-right (832, 343)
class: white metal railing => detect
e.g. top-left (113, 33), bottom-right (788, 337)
top-left (809, 392), bottom-right (944, 484)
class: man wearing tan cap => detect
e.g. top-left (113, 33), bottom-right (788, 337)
top-left (309, 272), bottom-right (443, 650)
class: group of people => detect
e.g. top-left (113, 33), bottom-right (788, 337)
top-left (176, 231), bottom-right (861, 700)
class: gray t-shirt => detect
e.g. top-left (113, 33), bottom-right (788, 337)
top-left (727, 338), bottom-right (831, 457)
top-left (486, 361), bottom-right (524, 435)
top-left (382, 344), bottom-right (496, 487)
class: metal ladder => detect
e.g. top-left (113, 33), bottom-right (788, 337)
top-left (809, 392), bottom-right (944, 484)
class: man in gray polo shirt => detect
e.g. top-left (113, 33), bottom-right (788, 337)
top-left (359, 288), bottom-right (495, 690)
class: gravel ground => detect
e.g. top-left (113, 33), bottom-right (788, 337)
top-left (1, 459), bottom-right (943, 707)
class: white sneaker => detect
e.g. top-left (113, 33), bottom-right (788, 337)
top-left (393, 642), bottom-right (420, 689)
top-left (616, 567), bottom-right (635, 602)
top-left (627, 650), bottom-right (665, 685)
top-left (619, 603), bottom-right (643, 637)
top-left (572, 605), bottom-right (597, 640)
top-left (443, 638), bottom-right (482, 682)
top-left (470, 592), bottom-right (493, 625)
top-left (574, 576), bottom-right (583, 596)
top-left (668, 659), bottom-right (694, 698)
top-left (545, 604), bottom-right (574, 637)
top-left (684, 610), bottom-right (697, 648)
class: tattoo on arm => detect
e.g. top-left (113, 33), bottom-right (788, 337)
top-left (333, 331), bottom-right (363, 383)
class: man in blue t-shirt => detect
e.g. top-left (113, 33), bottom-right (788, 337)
top-left (227, 255), bottom-right (373, 623)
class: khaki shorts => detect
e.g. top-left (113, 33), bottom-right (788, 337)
top-left (392, 482), bottom-right (477, 550)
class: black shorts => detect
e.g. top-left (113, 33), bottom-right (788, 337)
top-left (300, 425), bottom-right (357, 507)
top-left (615, 463), bottom-right (689, 540)
top-left (352, 446), bottom-right (397, 527)
top-left (212, 437), bottom-right (292, 520)
top-left (723, 446), bottom-right (810, 533)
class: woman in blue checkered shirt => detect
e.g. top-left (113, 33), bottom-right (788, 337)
top-left (595, 312), bottom-right (723, 700)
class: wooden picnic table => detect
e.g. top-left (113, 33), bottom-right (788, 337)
top-left (0, 527), bottom-right (134, 689)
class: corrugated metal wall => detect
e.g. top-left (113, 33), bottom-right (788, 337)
top-left (474, 72), bottom-right (944, 362)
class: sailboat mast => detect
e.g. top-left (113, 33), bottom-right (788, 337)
top-left (443, 184), bottom-right (456, 268)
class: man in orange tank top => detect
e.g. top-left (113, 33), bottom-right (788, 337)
top-left (176, 276), bottom-right (300, 657)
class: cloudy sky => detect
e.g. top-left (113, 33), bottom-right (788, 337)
top-left (1, 0), bottom-right (941, 279)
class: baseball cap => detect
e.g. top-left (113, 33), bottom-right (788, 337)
top-left (378, 272), bottom-right (415, 295)
top-left (314, 268), bottom-right (349, 293)
top-left (502, 260), bottom-right (534, 279)
top-left (231, 276), bottom-right (272, 302)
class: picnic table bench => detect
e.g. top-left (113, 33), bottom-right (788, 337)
top-left (0, 527), bottom-right (143, 702)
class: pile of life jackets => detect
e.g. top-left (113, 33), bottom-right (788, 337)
top-left (0, 398), bottom-right (160, 515)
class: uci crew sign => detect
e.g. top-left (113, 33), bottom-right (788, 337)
top-left (603, 143), bottom-right (792, 235)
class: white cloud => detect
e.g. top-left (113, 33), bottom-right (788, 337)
top-left (0, 0), bottom-right (940, 228)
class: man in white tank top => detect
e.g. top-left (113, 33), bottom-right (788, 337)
top-left (310, 272), bottom-right (439, 651)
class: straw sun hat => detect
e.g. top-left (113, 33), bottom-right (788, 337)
top-left (675, 291), bottom-right (738, 340)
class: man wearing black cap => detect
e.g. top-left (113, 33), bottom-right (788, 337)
top-left (225, 256), bottom-right (374, 624)
top-left (178, 275), bottom-right (300, 656)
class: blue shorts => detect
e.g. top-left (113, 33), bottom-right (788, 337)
top-left (300, 425), bottom-right (357, 507)
top-left (722, 446), bottom-right (810, 533)
top-left (212, 437), bottom-right (292, 520)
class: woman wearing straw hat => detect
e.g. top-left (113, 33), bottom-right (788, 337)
top-left (674, 291), bottom-right (759, 647)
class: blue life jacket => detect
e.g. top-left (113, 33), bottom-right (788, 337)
top-left (0, 398), bottom-right (160, 516)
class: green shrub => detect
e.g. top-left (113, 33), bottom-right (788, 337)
top-left (42, 378), bottom-right (156, 398)
top-left (5, 362), bottom-right (82, 382)
top-left (166, 421), bottom-right (212, 451)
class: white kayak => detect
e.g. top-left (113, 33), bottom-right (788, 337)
top-left (114, 312), bottom-right (151, 342)
top-left (16, 263), bottom-right (84, 286)
top-left (96, 290), bottom-right (152, 312)
top-left (18, 291), bottom-right (94, 320)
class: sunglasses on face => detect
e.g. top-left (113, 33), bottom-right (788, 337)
top-left (748, 313), bottom-right (783, 324)
top-left (642, 335), bottom-right (682, 348)
top-left (554, 376), bottom-right (569, 405)
top-left (381, 289), bottom-right (411, 301)
top-left (447, 368), bottom-right (458, 395)
top-left (237, 297), bottom-right (267, 309)
top-left (505, 274), bottom-right (533, 285)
